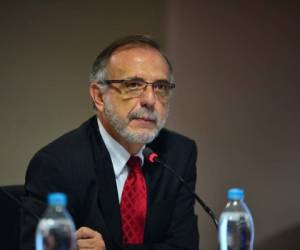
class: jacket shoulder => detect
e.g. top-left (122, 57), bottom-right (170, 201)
top-left (33, 117), bottom-right (98, 161)
top-left (149, 128), bottom-right (197, 158)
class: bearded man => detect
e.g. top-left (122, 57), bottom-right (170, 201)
top-left (21, 35), bottom-right (199, 250)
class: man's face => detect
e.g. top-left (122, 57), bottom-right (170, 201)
top-left (99, 46), bottom-right (170, 147)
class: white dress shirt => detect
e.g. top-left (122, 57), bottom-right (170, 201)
top-left (97, 118), bottom-right (144, 202)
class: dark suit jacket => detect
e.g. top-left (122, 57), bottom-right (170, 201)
top-left (20, 116), bottom-right (199, 250)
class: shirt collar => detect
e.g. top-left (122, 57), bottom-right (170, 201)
top-left (97, 117), bottom-right (144, 178)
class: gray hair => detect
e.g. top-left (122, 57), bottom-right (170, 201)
top-left (89, 34), bottom-right (174, 92)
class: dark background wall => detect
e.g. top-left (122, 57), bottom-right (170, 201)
top-left (0, 0), bottom-right (166, 183)
top-left (165, 1), bottom-right (300, 250)
top-left (1, 1), bottom-right (299, 250)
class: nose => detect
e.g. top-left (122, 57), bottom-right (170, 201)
top-left (139, 85), bottom-right (156, 107)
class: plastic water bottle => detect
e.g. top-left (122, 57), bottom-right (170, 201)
top-left (218, 188), bottom-right (254, 250)
top-left (35, 193), bottom-right (76, 250)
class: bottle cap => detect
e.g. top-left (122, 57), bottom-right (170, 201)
top-left (48, 193), bottom-right (67, 206)
top-left (227, 188), bottom-right (244, 200)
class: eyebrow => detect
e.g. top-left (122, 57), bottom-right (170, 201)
top-left (125, 76), bottom-right (170, 82)
top-left (125, 76), bottom-right (144, 81)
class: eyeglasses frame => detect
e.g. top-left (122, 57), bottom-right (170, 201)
top-left (97, 79), bottom-right (176, 99)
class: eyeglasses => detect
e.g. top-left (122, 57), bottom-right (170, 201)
top-left (100, 79), bottom-right (175, 100)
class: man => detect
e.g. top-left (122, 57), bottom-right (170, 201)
top-left (21, 35), bottom-right (199, 250)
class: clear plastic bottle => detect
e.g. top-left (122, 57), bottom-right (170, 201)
top-left (218, 188), bottom-right (254, 250)
top-left (35, 193), bottom-right (76, 250)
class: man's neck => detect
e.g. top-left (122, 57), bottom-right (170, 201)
top-left (121, 140), bottom-right (144, 155)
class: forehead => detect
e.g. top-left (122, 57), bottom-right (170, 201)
top-left (106, 45), bottom-right (169, 80)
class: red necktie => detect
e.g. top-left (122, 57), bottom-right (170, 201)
top-left (120, 156), bottom-right (147, 244)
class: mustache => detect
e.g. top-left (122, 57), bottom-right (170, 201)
top-left (128, 107), bottom-right (158, 123)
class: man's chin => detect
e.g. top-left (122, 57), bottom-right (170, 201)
top-left (122, 129), bottom-right (159, 144)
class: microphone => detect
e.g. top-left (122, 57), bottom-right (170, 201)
top-left (0, 187), bottom-right (40, 221)
top-left (143, 147), bottom-right (218, 229)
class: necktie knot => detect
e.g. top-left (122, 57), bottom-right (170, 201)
top-left (127, 156), bottom-right (142, 171)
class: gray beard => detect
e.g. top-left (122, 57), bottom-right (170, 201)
top-left (103, 95), bottom-right (168, 144)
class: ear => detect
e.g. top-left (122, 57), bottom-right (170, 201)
top-left (89, 82), bottom-right (104, 112)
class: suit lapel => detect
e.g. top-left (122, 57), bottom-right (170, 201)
top-left (88, 117), bottom-right (123, 244)
top-left (143, 140), bottom-right (166, 242)
top-left (143, 159), bottom-right (163, 205)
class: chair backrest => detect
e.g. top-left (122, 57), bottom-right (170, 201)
top-left (0, 185), bottom-right (25, 250)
